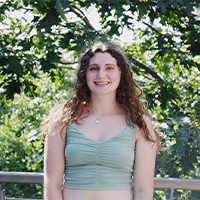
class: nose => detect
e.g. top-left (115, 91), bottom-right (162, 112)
top-left (96, 68), bottom-right (105, 78)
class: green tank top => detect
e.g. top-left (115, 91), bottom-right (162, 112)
top-left (64, 121), bottom-right (135, 190)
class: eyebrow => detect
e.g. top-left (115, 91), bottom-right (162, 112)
top-left (88, 63), bottom-right (117, 67)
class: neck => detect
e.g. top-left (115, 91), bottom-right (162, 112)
top-left (88, 95), bottom-right (119, 114)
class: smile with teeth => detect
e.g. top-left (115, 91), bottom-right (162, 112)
top-left (94, 81), bottom-right (110, 86)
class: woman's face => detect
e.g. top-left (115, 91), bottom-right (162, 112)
top-left (86, 52), bottom-right (121, 96)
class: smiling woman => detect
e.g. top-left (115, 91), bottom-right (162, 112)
top-left (40, 41), bottom-right (160, 200)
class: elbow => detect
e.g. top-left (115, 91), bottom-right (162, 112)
top-left (134, 188), bottom-right (154, 200)
top-left (44, 174), bottom-right (63, 190)
top-left (44, 180), bottom-right (63, 200)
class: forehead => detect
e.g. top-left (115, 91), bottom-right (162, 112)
top-left (89, 52), bottom-right (117, 65)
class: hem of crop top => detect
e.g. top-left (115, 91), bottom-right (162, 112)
top-left (63, 183), bottom-right (133, 190)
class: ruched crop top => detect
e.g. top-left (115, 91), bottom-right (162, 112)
top-left (64, 121), bottom-right (135, 190)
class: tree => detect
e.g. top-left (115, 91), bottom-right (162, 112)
top-left (0, 0), bottom-right (200, 199)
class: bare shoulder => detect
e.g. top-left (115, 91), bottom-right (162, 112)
top-left (46, 122), bottom-right (66, 142)
top-left (44, 101), bottom-right (67, 142)
top-left (135, 114), bottom-right (156, 142)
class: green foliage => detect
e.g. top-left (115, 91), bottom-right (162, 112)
top-left (0, 70), bottom-right (74, 198)
top-left (0, 0), bottom-right (200, 199)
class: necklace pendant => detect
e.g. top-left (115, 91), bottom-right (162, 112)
top-left (95, 119), bottom-right (100, 123)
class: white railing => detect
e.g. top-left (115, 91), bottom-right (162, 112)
top-left (0, 171), bottom-right (200, 200)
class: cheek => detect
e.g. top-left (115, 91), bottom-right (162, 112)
top-left (86, 72), bottom-right (91, 79)
top-left (86, 72), bottom-right (94, 86)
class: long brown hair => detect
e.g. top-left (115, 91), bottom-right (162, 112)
top-left (40, 41), bottom-right (160, 148)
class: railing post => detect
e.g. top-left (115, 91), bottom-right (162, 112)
top-left (170, 187), bottom-right (174, 200)
top-left (0, 184), bottom-right (5, 200)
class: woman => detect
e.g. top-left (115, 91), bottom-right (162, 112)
top-left (41, 41), bottom-right (159, 200)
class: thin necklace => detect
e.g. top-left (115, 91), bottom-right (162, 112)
top-left (87, 108), bottom-right (100, 123)
top-left (94, 113), bottom-right (100, 123)
top-left (88, 105), bottom-right (117, 124)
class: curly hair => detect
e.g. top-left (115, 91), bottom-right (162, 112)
top-left (40, 41), bottom-right (160, 149)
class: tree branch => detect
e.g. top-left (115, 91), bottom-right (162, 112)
top-left (142, 22), bottom-right (179, 38)
top-left (130, 57), bottom-right (165, 85)
top-left (68, 5), bottom-right (95, 30)
top-left (131, 57), bottom-right (181, 101)
top-left (57, 61), bottom-right (78, 70)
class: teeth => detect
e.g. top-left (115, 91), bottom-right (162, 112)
top-left (95, 82), bottom-right (108, 85)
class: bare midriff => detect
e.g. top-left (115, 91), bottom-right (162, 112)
top-left (62, 187), bottom-right (133, 200)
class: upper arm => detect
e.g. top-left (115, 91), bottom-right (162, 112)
top-left (133, 115), bottom-right (157, 198)
top-left (44, 123), bottom-right (66, 188)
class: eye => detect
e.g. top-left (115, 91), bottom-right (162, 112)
top-left (106, 66), bottom-right (114, 70)
top-left (89, 66), bottom-right (98, 71)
